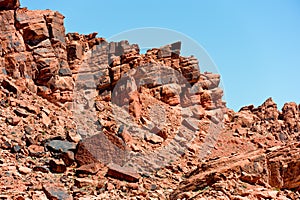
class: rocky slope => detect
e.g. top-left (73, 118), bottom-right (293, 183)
top-left (0, 1), bottom-right (299, 199)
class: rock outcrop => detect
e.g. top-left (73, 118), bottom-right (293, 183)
top-left (171, 142), bottom-right (300, 199)
top-left (0, 1), bottom-right (299, 199)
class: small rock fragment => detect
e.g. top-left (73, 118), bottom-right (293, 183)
top-left (76, 162), bottom-right (102, 175)
top-left (43, 184), bottom-right (72, 200)
top-left (145, 132), bottom-right (163, 144)
top-left (106, 182), bottom-right (115, 191)
top-left (74, 178), bottom-right (95, 188)
top-left (18, 166), bottom-right (32, 174)
top-left (61, 151), bottom-right (75, 166)
top-left (31, 191), bottom-right (48, 200)
top-left (14, 108), bottom-right (29, 117)
top-left (107, 163), bottom-right (140, 182)
top-left (24, 125), bottom-right (34, 135)
top-left (49, 159), bottom-right (67, 173)
top-left (11, 145), bottom-right (22, 153)
top-left (41, 112), bottom-right (51, 127)
top-left (6, 116), bottom-right (20, 126)
top-left (14, 196), bottom-right (25, 200)
top-left (67, 131), bottom-right (82, 143)
top-left (33, 166), bottom-right (50, 173)
top-left (126, 182), bottom-right (139, 190)
top-left (2, 141), bottom-right (12, 150)
top-left (28, 145), bottom-right (45, 157)
top-left (46, 140), bottom-right (77, 153)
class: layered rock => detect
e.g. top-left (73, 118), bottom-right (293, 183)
top-left (71, 38), bottom-right (226, 174)
top-left (0, 1), bottom-right (299, 200)
top-left (171, 142), bottom-right (300, 199)
top-left (0, 2), bottom-right (74, 104)
top-left (0, 0), bottom-right (224, 111)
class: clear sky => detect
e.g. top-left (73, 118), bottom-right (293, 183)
top-left (21, 0), bottom-right (300, 111)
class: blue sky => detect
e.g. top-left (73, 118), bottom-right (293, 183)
top-left (21, 0), bottom-right (300, 111)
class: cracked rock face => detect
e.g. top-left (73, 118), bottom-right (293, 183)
top-left (0, 1), bottom-right (299, 200)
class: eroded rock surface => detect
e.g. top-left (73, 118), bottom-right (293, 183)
top-left (0, 1), bottom-right (299, 199)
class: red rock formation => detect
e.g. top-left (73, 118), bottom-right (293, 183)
top-left (0, 1), bottom-right (299, 199)
top-left (171, 143), bottom-right (300, 199)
